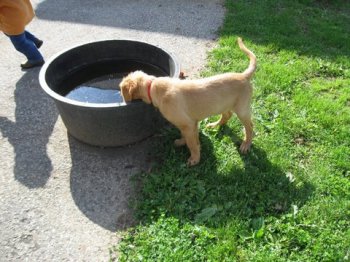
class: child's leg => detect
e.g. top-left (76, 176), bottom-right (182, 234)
top-left (9, 32), bottom-right (44, 62)
top-left (24, 30), bottom-right (42, 48)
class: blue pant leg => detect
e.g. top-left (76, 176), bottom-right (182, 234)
top-left (24, 30), bottom-right (39, 43)
top-left (9, 33), bottom-right (43, 62)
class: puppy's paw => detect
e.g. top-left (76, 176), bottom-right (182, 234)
top-left (239, 141), bottom-right (252, 154)
top-left (187, 156), bottom-right (200, 166)
top-left (174, 138), bottom-right (186, 147)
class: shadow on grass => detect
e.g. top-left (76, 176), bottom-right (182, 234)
top-left (132, 125), bottom-right (314, 228)
top-left (222, 0), bottom-right (349, 60)
top-left (214, 126), bottom-right (313, 220)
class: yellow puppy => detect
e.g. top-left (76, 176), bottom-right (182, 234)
top-left (120, 37), bottom-right (257, 166)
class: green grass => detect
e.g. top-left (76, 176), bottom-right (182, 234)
top-left (110, 0), bottom-right (350, 261)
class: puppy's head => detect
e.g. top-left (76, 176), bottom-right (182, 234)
top-left (119, 74), bottom-right (137, 102)
top-left (119, 70), bottom-right (148, 102)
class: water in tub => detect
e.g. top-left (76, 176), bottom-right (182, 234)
top-left (65, 73), bottom-right (124, 103)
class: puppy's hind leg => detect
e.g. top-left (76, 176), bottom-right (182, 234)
top-left (236, 110), bottom-right (254, 153)
top-left (206, 111), bottom-right (233, 128)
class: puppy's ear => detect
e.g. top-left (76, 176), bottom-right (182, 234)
top-left (120, 78), bottom-right (137, 102)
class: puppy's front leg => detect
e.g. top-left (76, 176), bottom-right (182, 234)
top-left (174, 137), bottom-right (186, 147)
top-left (186, 136), bottom-right (200, 166)
top-left (206, 111), bottom-right (233, 128)
top-left (179, 123), bottom-right (200, 166)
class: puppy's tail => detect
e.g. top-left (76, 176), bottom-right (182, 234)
top-left (238, 37), bottom-right (257, 79)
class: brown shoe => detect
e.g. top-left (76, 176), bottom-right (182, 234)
top-left (35, 40), bottom-right (43, 49)
top-left (21, 60), bottom-right (45, 69)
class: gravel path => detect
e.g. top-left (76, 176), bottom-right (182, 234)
top-left (0, 0), bottom-right (224, 261)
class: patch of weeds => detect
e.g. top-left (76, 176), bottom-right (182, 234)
top-left (111, 0), bottom-right (350, 260)
top-left (115, 215), bottom-right (217, 262)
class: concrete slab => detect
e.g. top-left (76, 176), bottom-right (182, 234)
top-left (0, 0), bottom-right (224, 260)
